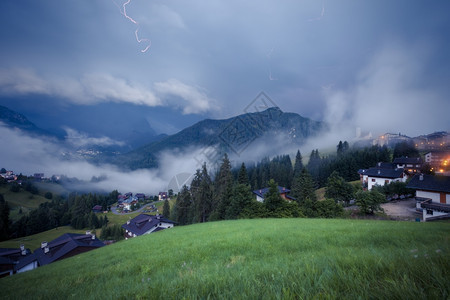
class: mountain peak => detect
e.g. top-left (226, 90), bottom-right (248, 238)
top-left (114, 108), bottom-right (325, 170)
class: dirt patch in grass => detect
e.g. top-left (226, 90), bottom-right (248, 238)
top-left (381, 198), bottom-right (421, 221)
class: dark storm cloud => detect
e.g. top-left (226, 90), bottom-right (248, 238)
top-left (0, 0), bottom-right (449, 136)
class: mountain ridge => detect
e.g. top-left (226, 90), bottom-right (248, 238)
top-left (0, 104), bottom-right (55, 138)
top-left (112, 107), bottom-right (327, 169)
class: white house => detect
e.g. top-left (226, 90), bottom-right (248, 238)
top-left (407, 174), bottom-right (450, 221)
top-left (358, 164), bottom-right (407, 190)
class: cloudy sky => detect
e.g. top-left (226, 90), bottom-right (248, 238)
top-left (0, 0), bottom-right (449, 138)
top-left (0, 1), bottom-right (450, 193)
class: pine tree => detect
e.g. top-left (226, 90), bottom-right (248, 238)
top-left (0, 194), bottom-right (10, 241)
top-left (291, 168), bottom-right (317, 204)
top-left (227, 183), bottom-right (253, 219)
top-left (237, 162), bottom-right (249, 185)
top-left (337, 141), bottom-right (344, 156)
top-left (307, 149), bottom-right (321, 180)
top-left (191, 164), bottom-right (213, 223)
top-left (293, 150), bottom-right (303, 178)
top-left (264, 179), bottom-right (284, 213)
top-left (213, 154), bottom-right (233, 220)
top-left (174, 185), bottom-right (192, 225)
top-left (163, 199), bottom-right (170, 218)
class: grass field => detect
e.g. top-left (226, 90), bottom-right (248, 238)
top-left (1, 218), bottom-right (448, 299)
top-left (0, 226), bottom-right (87, 250)
top-left (34, 182), bottom-right (71, 197)
top-left (0, 186), bottom-right (50, 221)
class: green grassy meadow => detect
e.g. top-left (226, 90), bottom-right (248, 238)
top-left (1, 218), bottom-right (449, 299)
top-left (0, 226), bottom-right (87, 250)
top-left (0, 226), bottom-right (86, 251)
top-left (0, 186), bottom-right (50, 221)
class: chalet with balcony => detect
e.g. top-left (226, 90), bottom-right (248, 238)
top-left (393, 156), bottom-right (423, 174)
top-left (407, 174), bottom-right (450, 221)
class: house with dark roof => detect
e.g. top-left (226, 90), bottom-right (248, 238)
top-left (358, 163), bottom-right (407, 190)
top-left (92, 205), bottom-right (103, 213)
top-left (135, 193), bottom-right (146, 200)
top-left (0, 245), bottom-right (32, 277)
top-left (252, 186), bottom-right (295, 202)
top-left (23, 233), bottom-right (105, 269)
top-left (122, 214), bottom-right (175, 239)
top-left (407, 174), bottom-right (450, 221)
top-left (158, 192), bottom-right (168, 201)
top-left (393, 156), bottom-right (423, 174)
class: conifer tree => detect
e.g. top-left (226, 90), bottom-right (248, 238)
top-left (291, 168), bottom-right (317, 204)
top-left (293, 150), bottom-right (303, 178)
top-left (191, 164), bottom-right (213, 223)
top-left (163, 199), bottom-right (170, 218)
top-left (174, 185), bottom-right (192, 225)
top-left (237, 162), bottom-right (249, 185)
top-left (0, 194), bottom-right (10, 241)
top-left (264, 179), bottom-right (284, 213)
top-left (227, 183), bottom-right (253, 219)
top-left (213, 154), bottom-right (233, 220)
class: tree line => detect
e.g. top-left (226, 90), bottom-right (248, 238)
top-left (170, 153), bottom-right (345, 226)
top-left (0, 190), bottom-right (119, 241)
top-left (169, 141), bottom-right (421, 226)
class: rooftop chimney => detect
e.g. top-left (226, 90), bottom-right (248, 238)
top-left (378, 170), bottom-right (381, 175)
top-left (20, 244), bottom-right (26, 256)
top-left (127, 220), bottom-right (130, 225)
top-left (419, 174), bottom-right (424, 181)
top-left (41, 241), bottom-right (47, 249)
top-left (91, 234), bottom-right (95, 240)
top-left (86, 230), bottom-right (91, 235)
top-left (44, 246), bottom-right (49, 254)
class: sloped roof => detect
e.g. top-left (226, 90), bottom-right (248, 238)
top-left (373, 162), bottom-right (396, 169)
top-left (0, 247), bottom-right (31, 262)
top-left (15, 252), bottom-right (39, 271)
top-left (393, 157), bottom-right (423, 164)
top-left (358, 167), bottom-right (405, 179)
top-left (122, 214), bottom-right (175, 236)
top-left (407, 174), bottom-right (450, 193)
top-left (253, 186), bottom-right (291, 198)
top-left (32, 233), bottom-right (104, 266)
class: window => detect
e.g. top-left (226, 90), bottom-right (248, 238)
top-left (426, 209), bottom-right (433, 215)
top-left (372, 179), bottom-right (376, 182)
top-left (385, 180), bottom-right (389, 185)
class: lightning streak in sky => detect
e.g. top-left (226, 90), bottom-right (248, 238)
top-left (114, 0), bottom-right (151, 53)
top-left (307, 2), bottom-right (325, 22)
top-left (267, 47), bottom-right (278, 81)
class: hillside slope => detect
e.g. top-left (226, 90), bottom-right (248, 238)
top-left (113, 107), bottom-right (326, 169)
top-left (0, 105), bottom-right (53, 138)
top-left (1, 219), bottom-right (449, 299)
